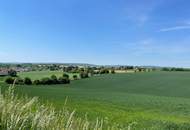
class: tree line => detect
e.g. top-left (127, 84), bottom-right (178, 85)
top-left (5, 74), bottom-right (72, 85)
top-left (162, 67), bottom-right (190, 72)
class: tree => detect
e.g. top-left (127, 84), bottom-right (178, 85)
top-left (24, 77), bottom-right (32, 85)
top-left (40, 77), bottom-right (52, 85)
top-left (49, 64), bottom-right (59, 71)
top-left (80, 72), bottom-right (89, 78)
top-left (63, 73), bottom-right (69, 79)
top-left (8, 69), bottom-right (17, 77)
top-left (73, 75), bottom-right (78, 80)
top-left (58, 77), bottom-right (70, 84)
top-left (51, 75), bottom-right (58, 84)
top-left (15, 77), bottom-right (24, 85)
top-left (5, 77), bottom-right (14, 84)
top-left (99, 69), bottom-right (109, 74)
top-left (111, 69), bottom-right (115, 74)
top-left (162, 67), bottom-right (170, 71)
top-left (33, 79), bottom-right (40, 85)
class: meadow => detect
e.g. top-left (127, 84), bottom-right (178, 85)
top-left (18, 70), bottom-right (79, 80)
top-left (2, 71), bottom-right (190, 129)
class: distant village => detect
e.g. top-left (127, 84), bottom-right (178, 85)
top-left (0, 63), bottom-right (189, 77)
top-left (0, 63), bottom-right (151, 76)
top-left (0, 67), bottom-right (31, 76)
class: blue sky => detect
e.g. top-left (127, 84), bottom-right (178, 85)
top-left (0, 0), bottom-right (190, 67)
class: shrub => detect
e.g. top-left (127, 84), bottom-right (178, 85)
top-left (99, 69), bottom-right (109, 74)
top-left (5, 77), bottom-right (14, 84)
top-left (111, 69), bottom-right (115, 74)
top-left (51, 75), bottom-right (58, 84)
top-left (40, 77), bottom-right (52, 85)
top-left (58, 77), bottom-right (64, 84)
top-left (58, 77), bottom-right (70, 84)
top-left (15, 77), bottom-right (24, 85)
top-left (73, 75), bottom-right (78, 80)
top-left (5, 77), bottom-right (26, 85)
top-left (33, 79), bottom-right (40, 85)
top-left (80, 72), bottom-right (89, 79)
top-left (66, 78), bottom-right (70, 84)
top-left (63, 73), bottom-right (69, 79)
top-left (8, 69), bottom-right (17, 77)
top-left (24, 77), bottom-right (32, 85)
top-left (6, 75), bottom-right (72, 86)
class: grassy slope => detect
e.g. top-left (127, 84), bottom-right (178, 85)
top-left (2, 71), bottom-right (190, 129)
top-left (1, 86), bottom-right (123, 130)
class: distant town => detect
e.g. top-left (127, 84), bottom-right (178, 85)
top-left (0, 63), bottom-right (189, 77)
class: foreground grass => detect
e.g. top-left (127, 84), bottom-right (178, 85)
top-left (0, 85), bottom-right (128, 130)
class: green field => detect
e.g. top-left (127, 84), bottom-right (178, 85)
top-left (18, 70), bottom-right (79, 80)
top-left (2, 71), bottom-right (190, 129)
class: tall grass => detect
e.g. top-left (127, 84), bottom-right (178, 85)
top-left (0, 84), bottom-right (129, 130)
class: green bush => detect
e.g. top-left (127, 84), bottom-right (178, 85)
top-left (33, 79), bottom-right (40, 85)
top-left (5, 77), bottom-right (25, 85)
top-left (51, 75), bottom-right (58, 84)
top-left (58, 77), bottom-right (70, 84)
top-left (111, 69), bottom-right (115, 74)
top-left (40, 77), bottom-right (52, 85)
top-left (99, 69), bottom-right (109, 74)
top-left (5, 75), bottom-right (71, 86)
top-left (73, 75), bottom-right (78, 80)
top-left (5, 77), bottom-right (14, 84)
top-left (24, 77), bottom-right (32, 85)
top-left (8, 69), bottom-right (17, 77)
top-left (63, 73), bottom-right (69, 79)
top-left (80, 72), bottom-right (89, 79)
top-left (15, 77), bottom-right (24, 85)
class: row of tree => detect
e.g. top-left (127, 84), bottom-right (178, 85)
top-left (64, 66), bottom-right (116, 74)
top-left (5, 74), bottom-right (72, 85)
top-left (78, 68), bottom-right (115, 79)
top-left (162, 67), bottom-right (190, 72)
top-left (5, 77), bottom-right (33, 85)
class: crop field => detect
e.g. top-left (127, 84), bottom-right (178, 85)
top-left (18, 70), bottom-right (79, 80)
top-left (2, 71), bottom-right (190, 129)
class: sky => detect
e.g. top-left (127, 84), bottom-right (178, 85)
top-left (0, 0), bottom-right (190, 67)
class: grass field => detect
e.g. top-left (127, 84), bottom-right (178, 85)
top-left (18, 70), bottom-right (79, 80)
top-left (2, 71), bottom-right (190, 129)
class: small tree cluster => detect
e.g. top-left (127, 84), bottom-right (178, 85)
top-left (73, 75), bottom-right (78, 80)
top-left (24, 77), bottom-right (32, 85)
top-left (101, 69), bottom-right (109, 74)
top-left (5, 77), bottom-right (32, 85)
top-left (162, 67), bottom-right (190, 72)
top-left (5, 74), bottom-right (71, 85)
top-left (5, 77), bottom-right (15, 84)
top-left (32, 74), bottom-right (70, 85)
top-left (8, 69), bottom-right (17, 77)
top-left (63, 73), bottom-right (69, 79)
top-left (80, 72), bottom-right (89, 79)
top-left (111, 69), bottom-right (115, 74)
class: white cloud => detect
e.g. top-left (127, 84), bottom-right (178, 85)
top-left (159, 25), bottom-right (190, 32)
top-left (183, 19), bottom-right (190, 25)
top-left (119, 38), bottom-right (190, 57)
top-left (123, 0), bottom-right (163, 26)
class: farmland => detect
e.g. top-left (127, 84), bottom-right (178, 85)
top-left (18, 70), bottom-right (79, 80)
top-left (2, 71), bottom-right (190, 129)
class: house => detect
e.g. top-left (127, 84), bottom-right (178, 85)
top-left (0, 69), bottom-right (9, 76)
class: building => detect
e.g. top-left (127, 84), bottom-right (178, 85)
top-left (0, 69), bottom-right (9, 76)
